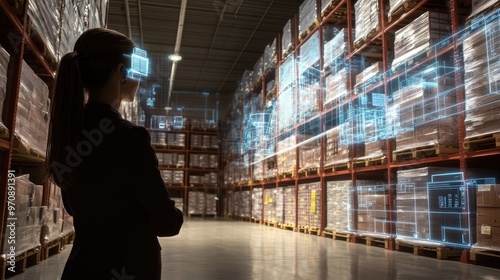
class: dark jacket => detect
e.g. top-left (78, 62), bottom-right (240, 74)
top-left (60, 102), bottom-right (183, 280)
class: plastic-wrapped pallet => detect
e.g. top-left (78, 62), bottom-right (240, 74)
top-left (0, 46), bottom-right (9, 132)
top-left (209, 155), bottom-right (218, 169)
top-left (276, 187), bottom-right (285, 224)
top-left (202, 135), bottom-right (211, 149)
top-left (389, 78), bottom-right (457, 152)
top-left (297, 183), bottom-right (310, 227)
top-left (191, 134), bottom-right (202, 149)
top-left (206, 193), bottom-right (217, 216)
top-left (469, 0), bottom-right (500, 19)
top-left (161, 170), bottom-right (173, 183)
top-left (188, 191), bottom-right (205, 215)
top-left (277, 87), bottom-right (295, 133)
top-left (62, 208), bottom-right (74, 235)
top-left (321, 0), bottom-right (342, 17)
top-left (28, 0), bottom-right (61, 61)
top-left (356, 183), bottom-right (390, 233)
top-left (355, 61), bottom-right (383, 95)
top-left (308, 182), bottom-right (321, 229)
top-left (392, 11), bottom-right (451, 70)
top-left (189, 175), bottom-right (201, 185)
top-left (326, 180), bottom-right (352, 232)
top-left (263, 188), bottom-right (277, 222)
top-left (396, 167), bottom-right (458, 240)
top-left (324, 126), bottom-right (350, 166)
top-left (323, 28), bottom-right (349, 70)
top-left (173, 170), bottom-right (184, 184)
top-left (298, 136), bottom-right (321, 171)
top-left (210, 135), bottom-right (219, 149)
top-left (253, 155), bottom-right (264, 181)
top-left (356, 92), bottom-right (387, 158)
top-left (263, 38), bottom-right (277, 75)
top-left (298, 82), bottom-right (320, 122)
top-left (282, 19), bottom-right (294, 59)
top-left (324, 68), bottom-right (349, 107)
top-left (463, 20), bottom-right (500, 138)
top-left (252, 188), bottom-right (263, 220)
top-left (299, 31), bottom-right (321, 74)
top-left (284, 186), bottom-right (296, 226)
top-left (45, 181), bottom-right (64, 242)
top-left (277, 134), bottom-right (308, 175)
top-left (298, 0), bottom-right (318, 40)
top-left (253, 56), bottom-right (264, 87)
top-left (241, 190), bottom-right (251, 218)
top-left (17, 61), bottom-right (51, 156)
top-left (354, 0), bottom-right (381, 45)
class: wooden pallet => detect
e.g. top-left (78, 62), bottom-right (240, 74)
top-left (279, 222), bottom-right (295, 231)
top-left (392, 145), bottom-right (458, 162)
top-left (388, 0), bottom-right (418, 23)
top-left (61, 231), bottom-right (75, 247)
top-left (278, 171), bottom-right (294, 179)
top-left (11, 137), bottom-right (45, 163)
top-left (0, 125), bottom-right (9, 139)
top-left (323, 230), bottom-right (355, 242)
top-left (27, 22), bottom-right (58, 66)
top-left (299, 20), bottom-right (319, 42)
top-left (353, 25), bottom-right (381, 49)
top-left (324, 162), bottom-right (350, 173)
top-left (356, 234), bottom-right (394, 250)
top-left (353, 156), bottom-right (387, 168)
top-left (308, 227), bottom-right (322, 236)
top-left (264, 220), bottom-right (277, 227)
top-left (470, 247), bottom-right (500, 268)
top-left (4, 246), bottom-right (41, 277)
top-left (251, 218), bottom-right (261, 224)
top-left (41, 237), bottom-right (63, 261)
top-left (321, 0), bottom-right (343, 17)
top-left (464, 133), bottom-right (500, 151)
top-left (395, 239), bottom-right (464, 260)
top-left (298, 167), bottom-right (319, 177)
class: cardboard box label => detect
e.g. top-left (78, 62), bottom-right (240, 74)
top-left (481, 225), bottom-right (492, 235)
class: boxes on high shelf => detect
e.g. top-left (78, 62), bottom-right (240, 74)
top-left (392, 11), bottom-right (451, 70)
top-left (325, 68), bottom-right (349, 107)
top-left (298, 0), bottom-right (318, 40)
top-left (0, 46), bottom-right (9, 129)
top-left (282, 19), bottom-right (295, 59)
top-left (323, 29), bottom-right (349, 70)
top-left (469, 0), bottom-right (500, 19)
top-left (354, 0), bottom-right (382, 44)
top-left (463, 19), bottom-right (500, 139)
top-left (263, 38), bottom-right (277, 75)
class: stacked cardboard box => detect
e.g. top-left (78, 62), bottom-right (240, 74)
top-left (188, 191), bottom-right (206, 215)
top-left (323, 29), bottom-right (349, 70)
top-left (241, 190), bottom-right (251, 218)
top-left (298, 82), bottom-right (320, 123)
top-left (227, 191), bottom-right (236, 216)
top-left (3, 176), bottom-right (46, 255)
top-left (469, 0), bottom-right (500, 18)
top-left (463, 20), bottom-right (500, 138)
top-left (284, 186), bottom-right (296, 225)
top-left (263, 188), bottom-right (277, 222)
top-left (354, 62), bottom-right (383, 95)
top-left (298, 137), bottom-right (321, 171)
top-left (389, 78), bottom-right (457, 152)
top-left (326, 180), bottom-right (352, 231)
top-left (189, 154), bottom-right (218, 169)
top-left (354, 0), bottom-right (381, 45)
top-left (324, 68), bottom-right (349, 107)
top-left (324, 126), bottom-right (350, 166)
top-left (0, 46), bottom-right (9, 131)
top-left (28, 0), bottom-right (61, 61)
top-left (17, 61), bottom-right (51, 156)
top-left (396, 167), bottom-right (458, 240)
top-left (357, 184), bottom-right (390, 233)
top-left (392, 11), bottom-right (451, 70)
top-left (475, 184), bottom-right (500, 249)
top-left (282, 19), bottom-right (294, 58)
top-left (277, 134), bottom-right (308, 174)
top-left (156, 153), bottom-right (185, 167)
top-left (191, 119), bottom-right (217, 131)
top-left (298, 0), bottom-right (318, 40)
top-left (252, 188), bottom-right (263, 220)
top-left (276, 187), bottom-right (285, 224)
top-left (263, 38), bottom-right (277, 75)
top-left (297, 182), bottom-right (321, 228)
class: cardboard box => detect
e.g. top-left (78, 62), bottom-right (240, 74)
top-left (477, 184), bottom-right (500, 208)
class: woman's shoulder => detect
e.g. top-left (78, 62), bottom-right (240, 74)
top-left (115, 119), bottom-right (151, 142)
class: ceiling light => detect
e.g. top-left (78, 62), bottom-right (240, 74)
top-left (168, 53), bottom-right (182, 62)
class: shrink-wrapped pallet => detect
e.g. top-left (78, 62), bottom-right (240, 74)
top-left (355, 62), bottom-right (383, 94)
top-left (282, 19), bottom-right (294, 59)
top-left (323, 28), bottom-right (349, 70)
top-left (324, 125), bottom-right (350, 166)
top-left (298, 82), bottom-right (320, 123)
top-left (284, 186), bottom-right (296, 225)
top-left (324, 68), bottom-right (349, 107)
top-left (298, 137), bottom-right (321, 171)
top-left (299, 0), bottom-right (318, 40)
top-left (28, 0), bottom-right (61, 60)
top-left (276, 187), bottom-right (285, 224)
top-left (252, 188), bottom-right (263, 220)
top-left (0, 46), bottom-right (9, 131)
top-left (277, 87), bottom-right (295, 133)
top-left (321, 0), bottom-right (342, 17)
top-left (392, 11), bottom-right (451, 70)
top-left (297, 182), bottom-right (321, 229)
top-left (241, 190), bottom-right (251, 218)
top-left (469, 0), bottom-right (500, 19)
top-left (277, 134), bottom-right (308, 175)
top-left (356, 184), bottom-right (390, 234)
top-left (463, 20), bottom-right (500, 139)
top-left (264, 38), bottom-right (277, 75)
top-left (263, 188), bottom-right (277, 222)
top-left (326, 180), bottom-right (352, 231)
top-left (354, 0), bottom-right (381, 45)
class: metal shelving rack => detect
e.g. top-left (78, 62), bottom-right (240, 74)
top-left (223, 0), bottom-right (500, 258)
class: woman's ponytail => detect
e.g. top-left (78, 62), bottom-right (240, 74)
top-left (46, 52), bottom-right (85, 187)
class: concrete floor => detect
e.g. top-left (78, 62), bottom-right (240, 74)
top-left (8, 218), bottom-right (500, 280)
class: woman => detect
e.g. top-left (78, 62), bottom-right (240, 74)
top-left (45, 28), bottom-right (183, 280)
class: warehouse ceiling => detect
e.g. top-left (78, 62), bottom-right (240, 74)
top-left (107, 0), bottom-right (303, 121)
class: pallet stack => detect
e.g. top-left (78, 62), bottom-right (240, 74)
top-left (263, 188), bottom-right (277, 223)
top-left (252, 188), bottom-right (263, 221)
top-left (298, 0), bottom-right (318, 40)
top-left (0, 46), bottom-right (9, 134)
top-left (326, 180), bottom-right (352, 232)
top-left (354, 0), bottom-right (381, 47)
top-left (283, 186), bottom-right (296, 227)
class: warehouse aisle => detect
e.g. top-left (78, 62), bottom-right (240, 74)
top-left (8, 218), bottom-right (500, 280)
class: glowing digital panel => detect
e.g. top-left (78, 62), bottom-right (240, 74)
top-left (128, 47), bottom-right (149, 80)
